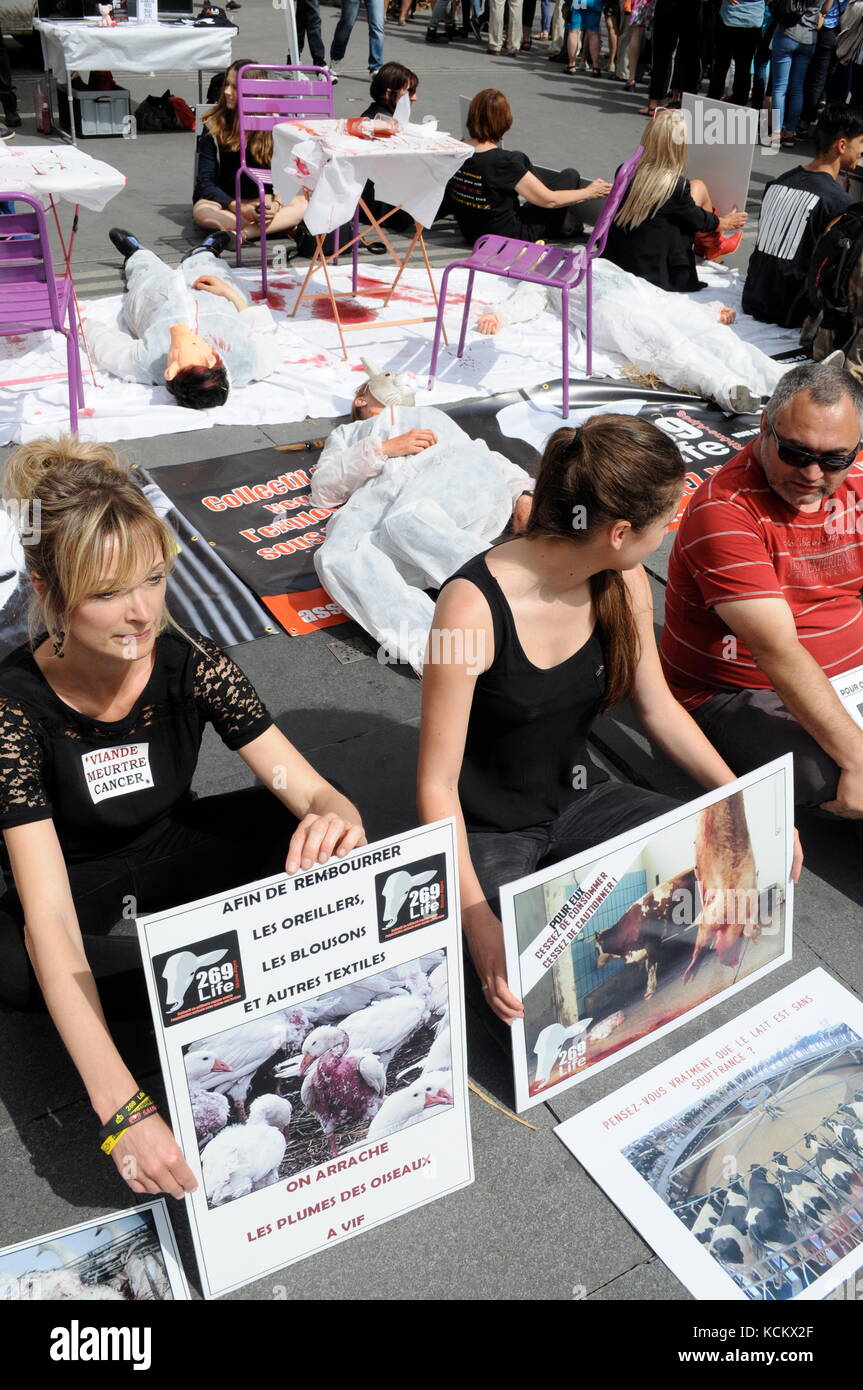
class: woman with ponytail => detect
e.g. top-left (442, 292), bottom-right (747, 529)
top-left (0, 438), bottom-right (365, 1197)
top-left (417, 415), bottom-right (748, 1029)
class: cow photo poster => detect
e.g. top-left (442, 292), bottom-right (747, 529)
top-left (137, 820), bottom-right (472, 1300)
top-left (555, 969), bottom-right (863, 1302)
top-left (500, 757), bottom-right (794, 1112)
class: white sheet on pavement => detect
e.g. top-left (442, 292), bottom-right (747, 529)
top-left (0, 262), bottom-right (801, 445)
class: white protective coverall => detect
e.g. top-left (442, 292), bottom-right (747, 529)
top-left (85, 250), bottom-right (278, 389)
top-left (310, 404), bottom-right (534, 672)
top-left (492, 259), bottom-right (789, 414)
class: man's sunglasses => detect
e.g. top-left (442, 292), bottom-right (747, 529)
top-left (767, 420), bottom-right (861, 474)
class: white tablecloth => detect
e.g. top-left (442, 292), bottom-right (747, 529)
top-left (0, 145), bottom-right (125, 212)
top-left (271, 119), bottom-right (472, 234)
top-left (34, 18), bottom-right (235, 85)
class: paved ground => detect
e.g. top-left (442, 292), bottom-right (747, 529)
top-left (1, 7), bottom-right (862, 1306)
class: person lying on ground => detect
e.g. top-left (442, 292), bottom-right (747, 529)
top-left (0, 437), bottom-right (365, 1198)
top-left (417, 414), bottom-right (804, 1027)
top-left (660, 357), bottom-right (863, 819)
top-left (86, 229), bottom-right (279, 410)
top-left (743, 101), bottom-right (863, 327)
top-left (474, 255), bottom-right (789, 414)
top-left (310, 360), bottom-right (535, 673)
top-left (444, 87), bottom-right (612, 247)
top-left (604, 110), bottom-right (747, 293)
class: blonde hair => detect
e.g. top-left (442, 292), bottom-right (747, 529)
top-left (3, 437), bottom-right (178, 657)
top-left (203, 61), bottom-right (274, 168)
top-left (615, 110), bottom-right (688, 232)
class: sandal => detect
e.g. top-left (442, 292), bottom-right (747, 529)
top-left (566, 64), bottom-right (579, 73)
top-left (538, 28), bottom-right (549, 38)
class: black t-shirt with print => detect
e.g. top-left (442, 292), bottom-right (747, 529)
top-left (446, 147), bottom-right (532, 245)
top-left (742, 166), bottom-right (852, 327)
top-left (0, 631), bottom-right (272, 865)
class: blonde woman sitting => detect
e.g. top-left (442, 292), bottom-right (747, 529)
top-left (603, 110), bottom-right (747, 293)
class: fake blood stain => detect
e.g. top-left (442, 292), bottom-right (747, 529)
top-left (310, 299), bottom-right (378, 323)
top-left (251, 289), bottom-right (288, 310)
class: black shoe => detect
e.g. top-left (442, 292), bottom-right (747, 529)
top-left (109, 227), bottom-right (142, 260)
top-left (225, 1), bottom-right (241, 8)
top-left (2, 106), bottom-right (22, 129)
top-left (183, 229), bottom-right (232, 260)
top-left (425, 25), bottom-right (450, 41)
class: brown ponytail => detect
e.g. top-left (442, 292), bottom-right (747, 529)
top-left (526, 414), bottom-right (684, 708)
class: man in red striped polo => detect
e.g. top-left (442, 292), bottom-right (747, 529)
top-left (660, 359), bottom-right (863, 818)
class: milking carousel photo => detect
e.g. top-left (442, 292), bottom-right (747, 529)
top-left (556, 969), bottom-right (863, 1302)
top-left (502, 760), bottom-right (794, 1113)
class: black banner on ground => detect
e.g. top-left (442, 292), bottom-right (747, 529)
top-left (152, 382), bottom-right (761, 638)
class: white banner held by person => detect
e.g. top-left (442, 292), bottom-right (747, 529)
top-left (137, 819), bottom-right (472, 1300)
top-left (555, 968), bottom-right (863, 1302)
top-left (830, 663), bottom-right (863, 730)
top-left (500, 757), bottom-right (795, 1112)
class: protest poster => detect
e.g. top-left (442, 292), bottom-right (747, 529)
top-left (137, 820), bottom-right (472, 1300)
top-left (0, 1200), bottom-right (188, 1300)
top-left (500, 758), bottom-right (794, 1112)
top-left (830, 663), bottom-right (863, 732)
top-left (682, 93), bottom-right (758, 218)
top-left (555, 968), bottom-right (863, 1302)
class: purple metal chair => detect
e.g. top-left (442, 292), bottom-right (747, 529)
top-left (0, 192), bottom-right (83, 433)
top-left (428, 145), bottom-right (645, 418)
top-left (234, 64), bottom-right (334, 298)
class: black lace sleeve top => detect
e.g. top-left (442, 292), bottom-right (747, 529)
top-left (0, 630), bottom-right (273, 864)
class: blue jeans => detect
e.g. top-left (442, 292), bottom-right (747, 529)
top-left (330, 0), bottom-right (384, 69)
top-left (771, 29), bottom-right (815, 135)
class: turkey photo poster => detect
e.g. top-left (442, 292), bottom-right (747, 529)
top-left (500, 757), bottom-right (794, 1113)
top-left (0, 1200), bottom-right (189, 1300)
top-left (137, 819), bottom-right (473, 1300)
top-left (555, 968), bottom-right (863, 1302)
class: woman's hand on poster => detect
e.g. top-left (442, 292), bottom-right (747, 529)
top-left (476, 312), bottom-right (502, 336)
top-left (463, 901), bottom-right (524, 1024)
top-left (111, 1112), bottom-right (198, 1200)
top-left (819, 765), bottom-right (863, 819)
top-left (718, 206), bottom-right (747, 233)
top-left (286, 812), bottom-right (366, 874)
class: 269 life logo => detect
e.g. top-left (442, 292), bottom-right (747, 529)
top-left (154, 929), bottom-right (246, 1027)
top-left (375, 854), bottom-right (448, 943)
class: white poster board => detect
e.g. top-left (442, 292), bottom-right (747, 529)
top-left (500, 757), bottom-right (794, 1112)
top-left (831, 662), bottom-right (863, 731)
top-left (0, 1200), bottom-right (189, 1301)
top-left (556, 968), bottom-right (863, 1303)
top-left (137, 820), bottom-right (472, 1300)
top-left (682, 92), bottom-right (757, 218)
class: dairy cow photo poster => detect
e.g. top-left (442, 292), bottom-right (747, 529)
top-left (500, 758), bottom-right (794, 1112)
top-left (137, 819), bottom-right (472, 1299)
top-left (556, 969), bottom-right (863, 1302)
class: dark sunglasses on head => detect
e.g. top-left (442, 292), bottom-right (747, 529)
top-left (768, 419), bottom-right (861, 474)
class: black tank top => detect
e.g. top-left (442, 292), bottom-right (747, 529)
top-left (442, 550), bottom-right (609, 834)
